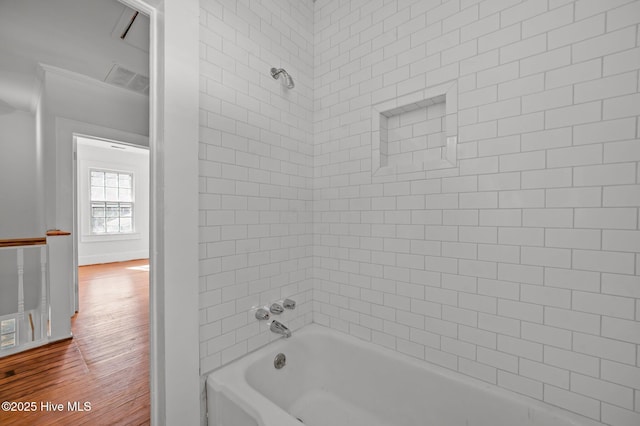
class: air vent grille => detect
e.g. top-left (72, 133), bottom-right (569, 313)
top-left (104, 64), bottom-right (149, 95)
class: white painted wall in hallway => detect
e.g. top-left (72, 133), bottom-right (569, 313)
top-left (76, 140), bottom-right (149, 265)
top-left (0, 111), bottom-right (41, 239)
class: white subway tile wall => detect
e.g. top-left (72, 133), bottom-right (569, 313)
top-left (312, 0), bottom-right (639, 425)
top-left (198, 0), bottom-right (315, 373)
top-left (199, 0), bottom-right (640, 424)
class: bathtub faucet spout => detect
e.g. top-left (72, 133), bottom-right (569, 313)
top-left (270, 320), bottom-right (292, 338)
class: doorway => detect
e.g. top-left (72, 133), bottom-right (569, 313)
top-left (74, 135), bottom-right (150, 311)
top-left (0, 0), bottom-right (200, 421)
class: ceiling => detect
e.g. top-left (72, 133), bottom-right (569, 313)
top-left (0, 0), bottom-right (149, 112)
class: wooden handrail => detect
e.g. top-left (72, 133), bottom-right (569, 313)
top-left (46, 230), bottom-right (71, 236)
top-left (0, 230), bottom-right (71, 248)
top-left (0, 238), bottom-right (47, 248)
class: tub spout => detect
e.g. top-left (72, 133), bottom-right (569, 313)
top-left (270, 320), bottom-right (291, 338)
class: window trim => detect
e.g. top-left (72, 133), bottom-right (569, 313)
top-left (88, 168), bottom-right (136, 236)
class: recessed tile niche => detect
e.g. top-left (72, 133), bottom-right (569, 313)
top-left (372, 81), bottom-right (458, 176)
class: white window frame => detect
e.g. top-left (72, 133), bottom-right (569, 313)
top-left (88, 168), bottom-right (136, 236)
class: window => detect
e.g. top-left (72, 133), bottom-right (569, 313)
top-left (90, 170), bottom-right (134, 234)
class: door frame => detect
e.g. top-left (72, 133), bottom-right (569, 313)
top-left (70, 121), bottom-right (149, 313)
top-left (117, 0), bottom-right (200, 424)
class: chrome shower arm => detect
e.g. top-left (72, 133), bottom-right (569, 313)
top-left (270, 67), bottom-right (295, 89)
top-left (271, 68), bottom-right (285, 78)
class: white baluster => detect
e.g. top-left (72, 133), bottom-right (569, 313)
top-left (17, 248), bottom-right (24, 346)
top-left (40, 246), bottom-right (48, 339)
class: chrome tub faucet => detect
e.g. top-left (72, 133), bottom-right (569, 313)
top-left (270, 320), bottom-right (291, 338)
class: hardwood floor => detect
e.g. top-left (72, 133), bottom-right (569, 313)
top-left (0, 259), bottom-right (150, 425)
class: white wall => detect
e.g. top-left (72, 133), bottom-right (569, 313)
top-left (76, 139), bottom-right (149, 265)
top-left (313, 1), bottom-right (640, 425)
top-left (198, 0), bottom-right (315, 373)
top-left (40, 66), bottom-right (149, 234)
top-left (0, 111), bottom-right (43, 238)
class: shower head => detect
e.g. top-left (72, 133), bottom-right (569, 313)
top-left (270, 67), bottom-right (295, 89)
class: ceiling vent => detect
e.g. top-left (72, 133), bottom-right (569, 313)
top-left (104, 64), bottom-right (149, 95)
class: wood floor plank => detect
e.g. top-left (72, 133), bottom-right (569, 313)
top-left (0, 260), bottom-right (150, 425)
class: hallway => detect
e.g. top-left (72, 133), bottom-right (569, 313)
top-left (0, 259), bottom-right (149, 425)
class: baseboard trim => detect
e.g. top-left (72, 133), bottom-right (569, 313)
top-left (79, 250), bottom-right (149, 266)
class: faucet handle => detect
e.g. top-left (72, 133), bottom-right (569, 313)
top-left (255, 308), bottom-right (270, 321)
top-left (283, 299), bottom-right (296, 310)
top-left (270, 303), bottom-right (284, 315)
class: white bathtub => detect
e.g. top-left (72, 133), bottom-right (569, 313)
top-left (206, 324), bottom-right (602, 426)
